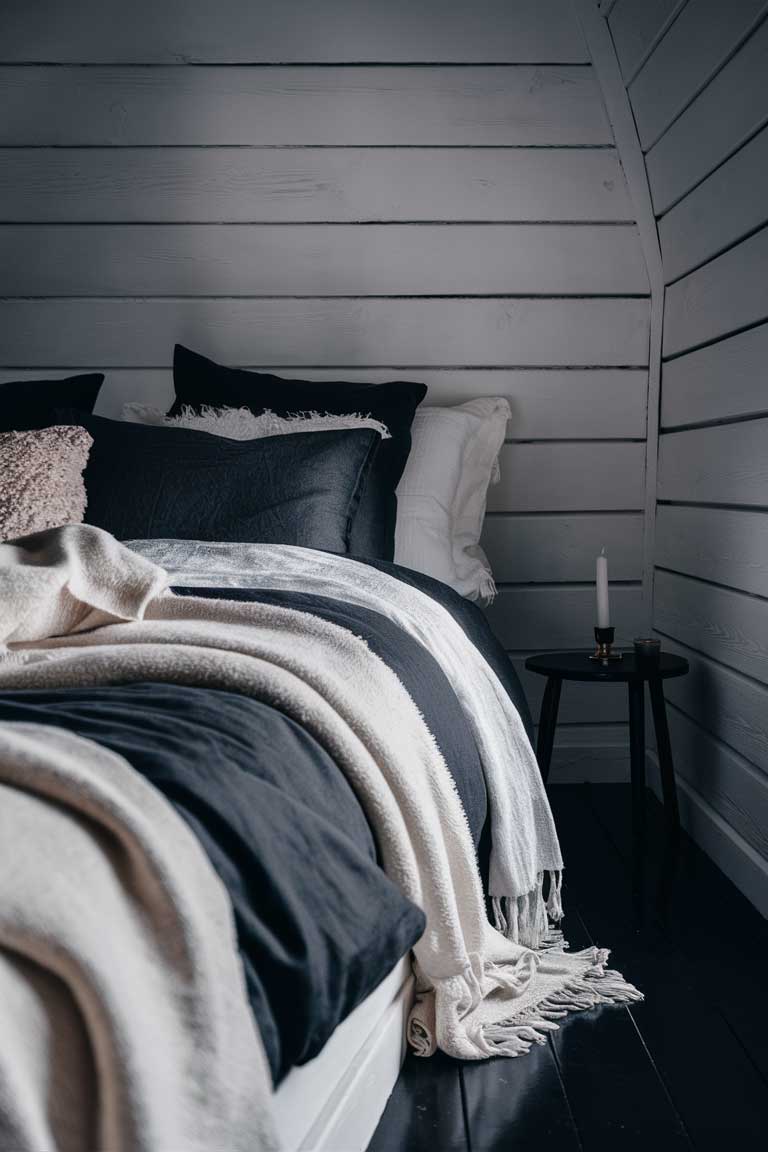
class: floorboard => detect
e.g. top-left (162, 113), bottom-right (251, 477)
top-left (366, 1050), bottom-right (468, 1152)
top-left (368, 786), bottom-right (768, 1150)
top-left (460, 1039), bottom-right (580, 1151)
top-left (586, 785), bottom-right (768, 1085)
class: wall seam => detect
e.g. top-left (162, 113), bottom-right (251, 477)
top-left (572, 0), bottom-right (664, 638)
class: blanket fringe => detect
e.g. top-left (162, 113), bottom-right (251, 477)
top-left (409, 945), bottom-right (643, 1061)
top-left (492, 869), bottom-right (564, 950)
top-left (410, 874), bottom-right (644, 1062)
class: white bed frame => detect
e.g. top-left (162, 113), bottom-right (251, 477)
top-left (273, 957), bottom-right (414, 1152)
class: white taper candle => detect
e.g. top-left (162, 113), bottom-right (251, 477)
top-left (596, 548), bottom-right (610, 629)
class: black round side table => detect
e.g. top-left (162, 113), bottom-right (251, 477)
top-left (524, 651), bottom-right (689, 834)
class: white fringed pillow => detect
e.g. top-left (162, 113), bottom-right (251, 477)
top-left (394, 398), bottom-right (510, 604)
top-left (0, 425), bottom-right (93, 543)
top-left (122, 402), bottom-right (391, 442)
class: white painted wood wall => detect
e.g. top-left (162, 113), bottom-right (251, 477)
top-left (0, 0), bottom-right (652, 780)
top-left (600, 0), bottom-right (768, 914)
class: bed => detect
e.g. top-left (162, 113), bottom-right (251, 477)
top-left (0, 354), bottom-right (638, 1151)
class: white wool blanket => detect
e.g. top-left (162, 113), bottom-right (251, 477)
top-left (0, 722), bottom-right (277, 1152)
top-left (0, 526), bottom-right (641, 1086)
top-left (127, 538), bottom-right (559, 942)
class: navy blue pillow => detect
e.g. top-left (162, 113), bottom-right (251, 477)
top-left (0, 373), bottom-right (103, 432)
top-left (55, 412), bottom-right (381, 552)
top-left (170, 344), bottom-right (427, 560)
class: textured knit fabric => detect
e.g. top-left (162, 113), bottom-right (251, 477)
top-left (127, 538), bottom-right (554, 915)
top-left (0, 426), bottom-right (93, 542)
top-left (0, 722), bottom-right (277, 1152)
top-left (122, 401), bottom-right (391, 442)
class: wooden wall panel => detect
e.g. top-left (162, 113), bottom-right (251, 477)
top-left (653, 570), bottom-right (768, 684)
top-left (489, 443), bottom-right (646, 512)
top-left (0, 148), bottom-right (635, 225)
top-left (664, 706), bottom-right (768, 860)
top-left (657, 420), bottom-right (768, 506)
top-left (663, 227), bottom-right (768, 355)
top-left (0, 224), bottom-right (649, 298)
top-left (0, 367), bottom-right (648, 438)
top-left (481, 513), bottom-right (643, 582)
top-left (613, 0), bottom-right (768, 910)
top-left (656, 506), bottom-right (768, 598)
top-left (485, 585), bottom-right (643, 649)
top-left (627, 0), bottom-right (767, 148)
top-left (660, 323), bottom-right (768, 429)
top-left (645, 16), bottom-right (768, 213)
top-left (0, 66), bottom-right (611, 147)
top-left (658, 124), bottom-right (768, 283)
top-left (656, 635), bottom-right (768, 771)
top-left (0, 0), bottom-right (651, 780)
top-left (0, 0), bottom-right (588, 64)
top-left (608, 0), bottom-right (685, 81)
top-left (0, 298), bottom-right (651, 368)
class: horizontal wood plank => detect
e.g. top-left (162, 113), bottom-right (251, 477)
top-left (608, 0), bottom-right (684, 82)
top-left (489, 442), bottom-right (646, 512)
top-left (0, 0), bottom-right (588, 64)
top-left (0, 147), bottom-right (635, 224)
top-left (661, 322), bottom-right (768, 428)
top-left (628, 0), bottom-right (767, 148)
top-left (481, 513), bottom-right (644, 581)
top-left (663, 227), bottom-right (768, 356)
top-left (0, 298), bottom-right (651, 368)
top-left (0, 224), bottom-right (649, 298)
top-left (658, 123), bottom-right (768, 282)
top-left (485, 585), bottom-right (643, 648)
top-left (515, 657), bottom-right (629, 724)
top-left (651, 767), bottom-right (768, 918)
top-left (655, 506), bottom-right (768, 597)
top-left (653, 569), bottom-right (768, 683)
top-left (657, 420), bottom-right (768, 507)
top-left (664, 704), bottom-right (768, 859)
top-left (0, 367), bottom-right (648, 437)
top-left (654, 633), bottom-right (768, 771)
top-left (0, 66), bottom-right (610, 146)
top-left (645, 16), bottom-right (768, 213)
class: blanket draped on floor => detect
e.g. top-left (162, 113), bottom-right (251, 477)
top-left (0, 526), bottom-right (642, 1148)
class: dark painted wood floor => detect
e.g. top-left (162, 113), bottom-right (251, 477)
top-left (368, 784), bottom-right (768, 1151)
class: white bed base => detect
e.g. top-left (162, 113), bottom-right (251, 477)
top-left (273, 956), bottom-right (414, 1152)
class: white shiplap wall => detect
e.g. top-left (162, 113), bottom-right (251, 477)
top-left (603, 0), bottom-right (768, 913)
top-left (0, 0), bottom-right (651, 779)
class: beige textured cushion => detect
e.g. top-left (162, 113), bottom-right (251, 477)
top-left (0, 425), bottom-right (93, 543)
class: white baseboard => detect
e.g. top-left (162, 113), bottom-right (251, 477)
top-left (647, 752), bottom-right (768, 919)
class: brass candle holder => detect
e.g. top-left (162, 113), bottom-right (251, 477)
top-left (590, 625), bottom-right (623, 663)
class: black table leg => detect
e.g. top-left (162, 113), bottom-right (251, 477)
top-left (536, 676), bottom-right (561, 784)
top-left (648, 676), bottom-right (681, 831)
top-left (628, 679), bottom-right (646, 843)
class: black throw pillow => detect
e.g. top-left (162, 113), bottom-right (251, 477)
top-left (0, 374), bottom-right (104, 432)
top-left (56, 412), bottom-right (381, 552)
top-left (170, 344), bottom-right (427, 560)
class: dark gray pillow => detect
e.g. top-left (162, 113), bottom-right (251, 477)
top-left (170, 344), bottom-right (427, 560)
top-left (55, 412), bottom-right (381, 552)
top-left (0, 374), bottom-right (103, 432)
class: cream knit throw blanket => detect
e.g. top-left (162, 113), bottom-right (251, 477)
top-left (0, 722), bottom-right (278, 1152)
top-left (128, 538), bottom-right (561, 944)
top-left (1, 526), bottom-right (641, 1088)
